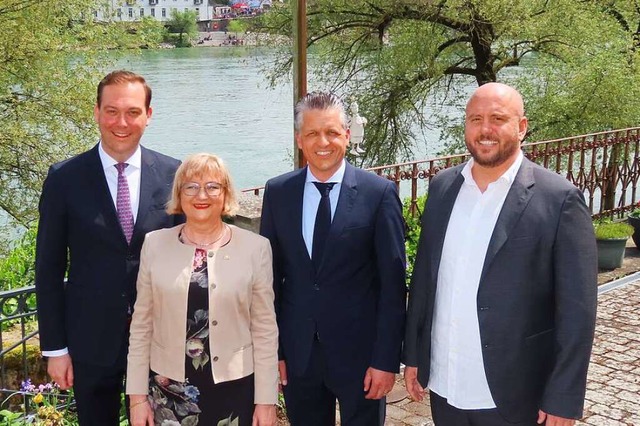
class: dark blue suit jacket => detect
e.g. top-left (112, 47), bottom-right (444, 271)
top-left (403, 158), bottom-right (597, 422)
top-left (260, 163), bottom-right (406, 382)
top-left (35, 144), bottom-right (182, 367)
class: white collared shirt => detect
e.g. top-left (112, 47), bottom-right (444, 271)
top-left (98, 142), bottom-right (142, 222)
top-left (301, 160), bottom-right (345, 258)
top-left (42, 143), bottom-right (143, 358)
top-left (428, 151), bottom-right (524, 409)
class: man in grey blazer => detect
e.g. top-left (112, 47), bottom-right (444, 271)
top-left (403, 83), bottom-right (597, 426)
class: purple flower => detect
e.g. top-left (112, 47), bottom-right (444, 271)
top-left (20, 379), bottom-right (35, 393)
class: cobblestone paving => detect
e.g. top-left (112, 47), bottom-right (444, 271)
top-left (384, 280), bottom-right (640, 426)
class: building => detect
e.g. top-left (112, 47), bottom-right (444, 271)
top-left (95, 0), bottom-right (215, 22)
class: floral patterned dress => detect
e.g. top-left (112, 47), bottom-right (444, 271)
top-left (147, 247), bottom-right (254, 426)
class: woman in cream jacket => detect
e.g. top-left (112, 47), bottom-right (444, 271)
top-left (126, 153), bottom-right (278, 426)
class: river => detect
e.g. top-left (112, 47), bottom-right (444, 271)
top-left (117, 47), bottom-right (447, 190)
top-left (118, 47), bottom-right (296, 190)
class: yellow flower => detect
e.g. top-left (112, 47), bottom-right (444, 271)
top-left (33, 393), bottom-right (44, 404)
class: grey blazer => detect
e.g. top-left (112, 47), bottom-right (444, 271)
top-left (403, 157), bottom-right (598, 422)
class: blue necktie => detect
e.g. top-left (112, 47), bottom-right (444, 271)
top-left (312, 182), bottom-right (336, 270)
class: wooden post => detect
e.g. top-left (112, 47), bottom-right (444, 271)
top-left (292, 0), bottom-right (307, 169)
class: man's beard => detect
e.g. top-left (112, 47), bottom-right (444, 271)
top-left (467, 139), bottom-right (520, 168)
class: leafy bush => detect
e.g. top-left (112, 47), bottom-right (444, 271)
top-left (0, 227), bottom-right (37, 292)
top-left (403, 194), bottom-right (427, 287)
top-left (594, 221), bottom-right (634, 239)
top-left (629, 207), bottom-right (640, 218)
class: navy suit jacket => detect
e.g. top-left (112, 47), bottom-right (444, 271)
top-left (260, 162), bottom-right (406, 382)
top-left (35, 144), bottom-right (182, 367)
top-left (403, 157), bottom-right (598, 422)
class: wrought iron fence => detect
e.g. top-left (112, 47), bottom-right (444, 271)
top-left (243, 127), bottom-right (640, 219)
top-left (0, 286), bottom-right (38, 410)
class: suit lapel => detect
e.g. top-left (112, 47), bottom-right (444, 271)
top-left (431, 169), bottom-right (464, 285)
top-left (318, 163), bottom-right (357, 273)
top-left (286, 168), bottom-right (311, 265)
top-left (84, 145), bottom-right (129, 245)
top-left (135, 147), bottom-right (156, 239)
top-left (480, 158), bottom-right (535, 282)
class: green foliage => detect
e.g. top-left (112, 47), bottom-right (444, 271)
top-left (166, 9), bottom-right (198, 47)
top-left (125, 17), bottom-right (167, 49)
top-left (0, 0), bottom-right (151, 242)
top-left (594, 221), bottom-right (634, 239)
top-left (258, 0), bottom-right (640, 164)
top-left (629, 207), bottom-right (640, 218)
top-left (403, 194), bottom-right (427, 287)
top-left (0, 228), bottom-right (37, 291)
top-left (227, 19), bottom-right (248, 35)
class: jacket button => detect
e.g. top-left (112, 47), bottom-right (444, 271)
top-left (211, 320), bottom-right (218, 326)
top-left (208, 251), bottom-right (214, 258)
top-left (211, 283), bottom-right (217, 289)
top-left (213, 356), bottom-right (219, 362)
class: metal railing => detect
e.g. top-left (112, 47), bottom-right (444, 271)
top-left (242, 127), bottom-right (640, 218)
top-left (0, 286), bottom-right (38, 410)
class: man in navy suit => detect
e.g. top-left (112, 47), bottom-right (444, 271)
top-left (35, 70), bottom-right (182, 425)
top-left (260, 92), bottom-right (406, 425)
top-left (403, 83), bottom-right (597, 426)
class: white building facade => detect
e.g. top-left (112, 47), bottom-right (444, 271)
top-left (95, 0), bottom-right (215, 22)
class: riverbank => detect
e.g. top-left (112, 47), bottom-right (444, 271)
top-left (194, 31), bottom-right (287, 47)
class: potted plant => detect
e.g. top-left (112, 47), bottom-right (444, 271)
top-left (594, 221), bottom-right (634, 269)
top-left (627, 207), bottom-right (640, 248)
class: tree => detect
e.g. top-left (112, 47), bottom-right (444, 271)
top-left (0, 0), bottom-right (144, 249)
top-left (258, 0), bottom-right (640, 164)
top-left (166, 9), bottom-right (198, 47)
top-left (227, 18), bottom-right (248, 35)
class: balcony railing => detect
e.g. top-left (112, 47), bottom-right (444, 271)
top-left (242, 127), bottom-right (640, 219)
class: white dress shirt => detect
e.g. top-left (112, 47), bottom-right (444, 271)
top-left (42, 142), bottom-right (143, 358)
top-left (98, 142), bottom-right (142, 222)
top-left (428, 151), bottom-right (523, 409)
top-left (301, 160), bottom-right (345, 258)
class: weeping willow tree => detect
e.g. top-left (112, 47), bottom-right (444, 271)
top-left (257, 0), bottom-right (640, 165)
top-left (0, 0), bottom-right (158, 245)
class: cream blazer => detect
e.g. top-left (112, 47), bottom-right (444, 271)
top-left (126, 224), bottom-right (278, 404)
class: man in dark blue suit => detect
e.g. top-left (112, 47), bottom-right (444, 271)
top-left (35, 70), bottom-right (182, 425)
top-left (260, 92), bottom-right (406, 425)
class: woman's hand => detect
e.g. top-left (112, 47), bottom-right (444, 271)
top-left (252, 404), bottom-right (276, 426)
top-left (129, 395), bottom-right (154, 426)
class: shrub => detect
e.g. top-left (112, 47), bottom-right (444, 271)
top-left (0, 227), bottom-right (37, 292)
top-left (403, 194), bottom-right (427, 287)
top-left (594, 221), bottom-right (634, 239)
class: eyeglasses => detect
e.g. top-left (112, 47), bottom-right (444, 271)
top-left (181, 182), bottom-right (223, 197)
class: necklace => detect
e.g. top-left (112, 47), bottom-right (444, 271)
top-left (181, 224), bottom-right (227, 248)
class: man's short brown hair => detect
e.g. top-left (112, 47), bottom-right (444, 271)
top-left (96, 70), bottom-right (152, 110)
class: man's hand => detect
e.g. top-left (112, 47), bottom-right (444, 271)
top-left (278, 360), bottom-right (288, 392)
top-left (404, 366), bottom-right (425, 402)
top-left (252, 404), bottom-right (276, 426)
top-left (47, 354), bottom-right (74, 390)
top-left (537, 409), bottom-right (576, 426)
top-left (363, 367), bottom-right (395, 400)
top-left (130, 396), bottom-right (153, 426)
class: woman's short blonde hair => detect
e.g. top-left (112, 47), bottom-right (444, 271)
top-left (166, 153), bottom-right (239, 217)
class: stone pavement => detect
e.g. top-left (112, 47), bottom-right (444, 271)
top-left (383, 279), bottom-right (640, 426)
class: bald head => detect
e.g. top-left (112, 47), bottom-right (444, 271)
top-left (467, 82), bottom-right (525, 117)
top-left (464, 82), bottom-right (528, 174)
